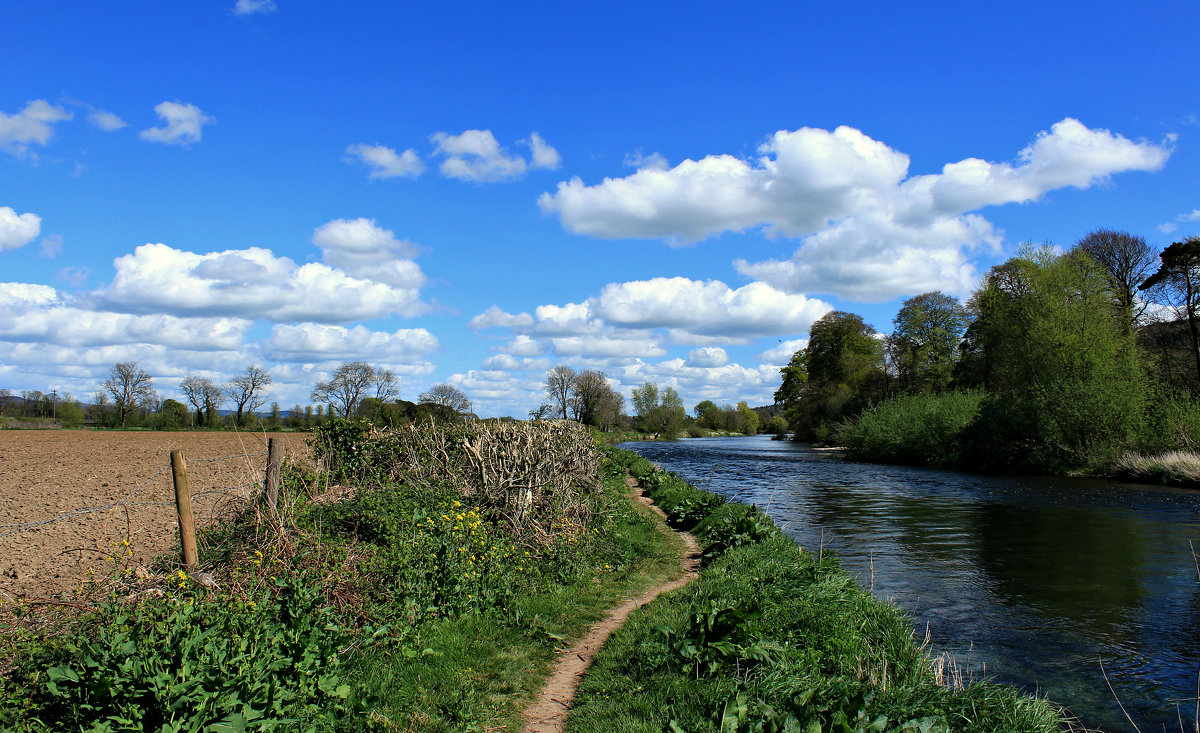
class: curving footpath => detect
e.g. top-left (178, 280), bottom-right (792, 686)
top-left (521, 476), bottom-right (700, 733)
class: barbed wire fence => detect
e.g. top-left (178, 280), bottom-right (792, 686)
top-left (0, 439), bottom-right (301, 600)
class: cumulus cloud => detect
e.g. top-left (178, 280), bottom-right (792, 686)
top-left (345, 143), bottom-right (424, 179)
top-left (266, 323), bottom-right (439, 363)
top-left (140, 101), bottom-right (214, 145)
top-left (0, 100), bottom-right (72, 158)
top-left (686, 347), bottom-right (728, 368)
top-left (540, 119), bottom-right (1172, 301)
top-left (98, 242), bottom-right (429, 322)
top-left (614, 358), bottom-right (785, 407)
top-left (480, 353), bottom-right (552, 371)
top-left (496, 334), bottom-right (546, 356)
top-left (88, 110), bottom-right (127, 131)
top-left (551, 334), bottom-right (667, 359)
top-left (0, 207), bottom-right (41, 251)
top-left (432, 129), bottom-right (560, 182)
top-left (1158, 208), bottom-right (1200, 234)
top-left (311, 217), bottom-right (425, 289)
top-left (233, 0), bottom-right (276, 15)
top-left (759, 338), bottom-right (807, 364)
top-left (469, 305), bottom-right (535, 330)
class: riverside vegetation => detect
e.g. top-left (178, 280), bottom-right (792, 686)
top-left (0, 420), bottom-right (1075, 731)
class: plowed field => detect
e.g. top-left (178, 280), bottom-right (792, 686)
top-left (0, 430), bottom-right (311, 599)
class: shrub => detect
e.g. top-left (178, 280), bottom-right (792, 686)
top-left (840, 390), bottom-right (985, 466)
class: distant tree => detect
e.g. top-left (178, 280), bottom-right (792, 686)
top-left (304, 405), bottom-right (314, 428)
top-left (57, 395), bottom-right (84, 428)
top-left (287, 404), bottom-right (305, 428)
top-left (571, 369), bottom-right (623, 428)
top-left (103, 361), bottom-right (155, 427)
top-left (312, 361), bottom-right (376, 418)
top-left (544, 365), bottom-right (578, 419)
top-left (767, 414), bottom-right (789, 436)
top-left (1075, 228), bottom-right (1156, 331)
top-left (226, 365), bottom-right (272, 426)
top-left (180, 375), bottom-right (222, 427)
top-left (269, 401), bottom-right (282, 429)
top-left (158, 399), bottom-right (188, 429)
top-left (1141, 236), bottom-right (1200, 387)
top-left (89, 390), bottom-right (115, 427)
top-left (698, 403), bottom-right (724, 430)
top-left (419, 383), bottom-right (472, 417)
top-left (374, 368), bottom-right (399, 402)
top-left (888, 291), bottom-right (969, 394)
top-left (0, 389), bottom-right (11, 415)
top-left (693, 400), bottom-right (718, 419)
top-left (528, 403), bottom-right (556, 421)
top-left (737, 401), bottom-right (760, 435)
top-left (631, 382), bottom-right (686, 437)
top-left (630, 382), bottom-right (660, 419)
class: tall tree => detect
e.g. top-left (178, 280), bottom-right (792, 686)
top-left (888, 291), bottom-right (968, 394)
top-left (180, 375), bottom-right (222, 427)
top-left (312, 361), bottom-right (377, 417)
top-left (1141, 236), bottom-right (1200, 387)
top-left (102, 361), bottom-right (155, 427)
top-left (374, 367), bottom-right (399, 402)
top-left (1075, 228), bottom-right (1156, 331)
top-left (544, 365), bottom-right (578, 419)
top-left (571, 369), bottom-right (623, 427)
top-left (630, 382), bottom-right (659, 419)
top-left (226, 365), bottom-right (273, 426)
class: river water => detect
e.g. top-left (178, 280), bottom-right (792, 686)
top-left (618, 435), bottom-right (1200, 732)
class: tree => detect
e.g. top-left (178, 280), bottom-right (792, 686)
top-left (545, 365), bottom-right (578, 419)
top-left (312, 361), bottom-right (376, 418)
top-left (693, 400), bottom-right (717, 419)
top-left (1141, 236), bottom-right (1200, 387)
top-left (157, 399), bottom-right (188, 429)
top-left (571, 369), bottom-right (623, 428)
top-left (965, 245), bottom-right (1145, 468)
top-left (737, 401), bottom-right (759, 435)
top-left (102, 361), bottom-right (155, 427)
top-left (888, 291), bottom-right (969, 394)
top-left (0, 389), bottom-right (11, 415)
top-left (57, 395), bottom-right (85, 428)
top-left (630, 381), bottom-right (686, 437)
top-left (419, 383), bottom-right (472, 416)
top-left (1075, 228), bottom-right (1156, 331)
top-left (374, 368), bottom-right (399, 402)
top-left (180, 375), bottom-right (223, 427)
top-left (630, 382), bottom-right (659, 419)
top-left (226, 365), bottom-right (273, 426)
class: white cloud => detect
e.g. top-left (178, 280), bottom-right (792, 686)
top-left (758, 338), bottom-right (807, 364)
top-left (1158, 208), bottom-right (1200, 235)
top-left (496, 334), bottom-right (546, 356)
top-left (1182, 209), bottom-right (1200, 222)
top-left (345, 143), bottom-right (424, 179)
top-left (1158, 223), bottom-right (1179, 234)
top-left (480, 353), bottom-right (552, 371)
top-left (98, 242), bottom-right (429, 322)
top-left (468, 305), bottom-right (535, 330)
top-left (266, 323), bottom-right (439, 363)
top-left (0, 207), bottom-right (41, 251)
top-left (233, 0), bottom-right (276, 15)
top-left (614, 358), bottom-right (785, 407)
top-left (686, 347), bottom-right (728, 368)
top-left (0, 100), bottom-right (72, 158)
top-left (311, 217), bottom-right (425, 289)
top-left (593, 277), bottom-right (832, 339)
top-left (140, 101), bottom-right (214, 145)
top-left (541, 119), bottom-right (1172, 301)
top-left (524, 132), bottom-right (561, 170)
top-left (533, 302), bottom-right (602, 336)
top-left (431, 129), bottom-right (559, 182)
top-left (88, 110), bottom-right (127, 131)
top-left (623, 150), bottom-right (669, 170)
top-left (551, 334), bottom-right (667, 359)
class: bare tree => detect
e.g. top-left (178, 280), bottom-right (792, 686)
top-left (1075, 228), bottom-right (1157, 330)
top-left (0, 388), bottom-right (11, 415)
top-left (544, 365), bottom-right (577, 419)
top-left (226, 365), bottom-right (273, 426)
top-left (180, 375), bottom-right (223, 427)
top-left (312, 361), bottom-right (376, 417)
top-left (374, 367), bottom-right (399, 402)
top-left (103, 361), bottom-right (155, 427)
top-left (419, 383), bottom-right (472, 416)
top-left (572, 369), bottom-right (623, 428)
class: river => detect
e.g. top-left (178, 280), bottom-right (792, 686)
top-left (617, 435), bottom-right (1200, 732)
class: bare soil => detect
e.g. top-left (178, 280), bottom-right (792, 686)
top-left (0, 430), bottom-right (311, 600)
top-left (521, 477), bottom-right (700, 733)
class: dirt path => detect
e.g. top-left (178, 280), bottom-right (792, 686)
top-left (521, 476), bottom-right (700, 733)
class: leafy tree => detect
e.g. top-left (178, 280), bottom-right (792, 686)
top-left (571, 369), bottom-right (623, 428)
top-left (693, 400), bottom-right (718, 419)
top-left (312, 361), bottom-right (376, 417)
top-left (736, 401), bottom-right (759, 435)
top-left (1141, 236), bottom-right (1200, 387)
top-left (57, 396), bottom-right (85, 428)
top-left (419, 383), bottom-right (473, 417)
top-left (157, 399), bottom-right (188, 429)
top-left (630, 382), bottom-right (686, 437)
top-left (630, 382), bottom-right (659, 419)
top-left (226, 365), bottom-right (272, 426)
top-left (1075, 228), bottom-right (1156, 331)
top-left (888, 291), bottom-right (968, 394)
top-left (965, 245), bottom-right (1145, 468)
top-left (102, 361), bottom-right (155, 427)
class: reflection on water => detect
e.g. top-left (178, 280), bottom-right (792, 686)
top-left (619, 436), bottom-right (1200, 732)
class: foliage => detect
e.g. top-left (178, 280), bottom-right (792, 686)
top-left (887, 291), bottom-right (968, 394)
top-left (631, 382), bottom-right (688, 438)
top-left (840, 390), bottom-right (986, 466)
top-left (736, 401), bottom-right (759, 435)
top-left (1140, 235), bottom-right (1200, 387)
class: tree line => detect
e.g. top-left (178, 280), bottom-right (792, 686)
top-left (775, 231), bottom-right (1200, 472)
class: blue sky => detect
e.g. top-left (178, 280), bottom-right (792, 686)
top-left (2, 1), bottom-right (1197, 417)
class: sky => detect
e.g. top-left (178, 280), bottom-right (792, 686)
top-left (2, 1), bottom-right (1198, 418)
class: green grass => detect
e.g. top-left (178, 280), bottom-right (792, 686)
top-left (568, 450), bottom-right (1075, 733)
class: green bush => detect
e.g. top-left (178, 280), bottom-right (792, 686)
top-left (840, 390), bottom-right (985, 466)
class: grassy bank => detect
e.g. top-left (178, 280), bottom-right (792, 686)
top-left (568, 449), bottom-right (1077, 733)
top-left (0, 420), bottom-right (683, 731)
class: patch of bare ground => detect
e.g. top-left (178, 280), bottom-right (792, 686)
top-left (521, 476), bottom-right (700, 733)
top-left (0, 430), bottom-right (311, 600)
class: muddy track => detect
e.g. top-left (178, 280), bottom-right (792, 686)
top-left (521, 476), bottom-right (700, 733)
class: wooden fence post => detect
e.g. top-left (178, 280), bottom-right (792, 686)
top-left (171, 450), bottom-right (199, 569)
top-left (265, 437), bottom-right (282, 515)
